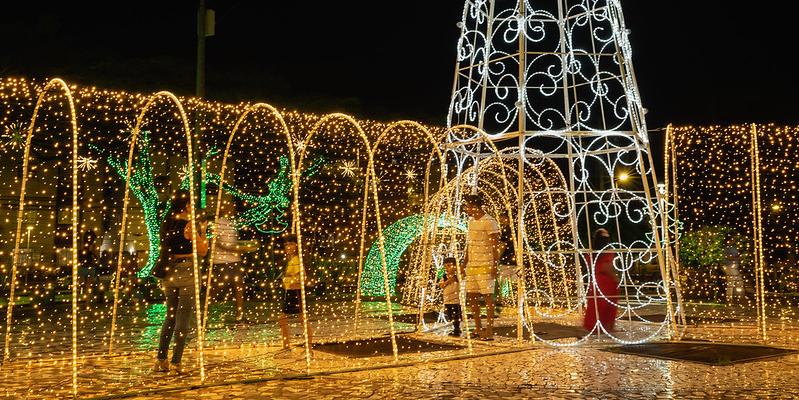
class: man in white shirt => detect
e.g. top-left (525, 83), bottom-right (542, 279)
top-left (213, 199), bottom-right (245, 321)
top-left (462, 194), bottom-right (500, 339)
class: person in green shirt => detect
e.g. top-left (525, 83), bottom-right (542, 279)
top-left (278, 235), bottom-right (313, 349)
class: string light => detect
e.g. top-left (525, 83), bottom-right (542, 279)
top-left (360, 214), bottom-right (466, 297)
top-left (0, 77), bottom-right (450, 392)
top-left (0, 0), bottom-right (789, 393)
top-left (666, 124), bottom-right (799, 343)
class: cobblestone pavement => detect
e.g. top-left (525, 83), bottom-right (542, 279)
top-left (127, 344), bottom-right (799, 400)
top-left (2, 299), bottom-right (799, 399)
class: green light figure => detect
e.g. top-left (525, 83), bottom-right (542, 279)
top-left (205, 154), bottom-right (325, 234)
top-left (95, 134), bottom-right (325, 277)
top-left (91, 131), bottom-right (188, 278)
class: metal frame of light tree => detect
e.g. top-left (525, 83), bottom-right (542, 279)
top-left (445, 0), bottom-right (681, 342)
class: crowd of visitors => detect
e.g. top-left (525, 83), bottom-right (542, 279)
top-left (87, 188), bottom-right (622, 374)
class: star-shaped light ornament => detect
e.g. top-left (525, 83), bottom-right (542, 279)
top-left (120, 121), bottom-right (144, 144)
top-left (404, 168), bottom-right (417, 181)
top-left (3, 123), bottom-right (27, 150)
top-left (77, 156), bottom-right (98, 172)
top-left (339, 160), bottom-right (357, 178)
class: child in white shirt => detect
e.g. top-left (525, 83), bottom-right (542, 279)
top-left (439, 257), bottom-right (462, 337)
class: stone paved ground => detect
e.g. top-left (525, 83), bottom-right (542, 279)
top-left (3, 299), bottom-right (799, 399)
top-left (127, 344), bottom-right (799, 400)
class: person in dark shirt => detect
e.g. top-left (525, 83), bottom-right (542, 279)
top-left (153, 190), bottom-right (208, 375)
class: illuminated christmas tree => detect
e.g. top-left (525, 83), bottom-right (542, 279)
top-left (439, 0), bottom-right (682, 342)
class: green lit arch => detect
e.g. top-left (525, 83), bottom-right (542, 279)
top-left (360, 214), bottom-right (465, 296)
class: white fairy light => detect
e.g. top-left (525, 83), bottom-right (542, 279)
top-left (76, 156), bottom-right (98, 171)
top-left (339, 160), bottom-right (357, 178)
top-left (435, 0), bottom-right (677, 346)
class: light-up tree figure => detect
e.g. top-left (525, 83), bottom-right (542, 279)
top-left (97, 131), bottom-right (326, 277)
top-left (92, 131), bottom-right (182, 278)
top-left (442, 0), bottom-right (682, 343)
top-left (206, 155), bottom-right (326, 234)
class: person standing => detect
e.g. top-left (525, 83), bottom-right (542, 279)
top-left (722, 243), bottom-right (744, 304)
top-left (77, 231), bottom-right (99, 302)
top-left (212, 199), bottom-right (245, 322)
top-left (439, 257), bottom-right (462, 337)
top-left (278, 235), bottom-right (313, 349)
top-left (153, 190), bottom-right (208, 374)
top-left (462, 195), bottom-right (500, 340)
top-left (583, 228), bottom-right (619, 333)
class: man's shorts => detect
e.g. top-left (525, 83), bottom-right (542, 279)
top-left (283, 289), bottom-right (302, 315)
top-left (465, 273), bottom-right (495, 295)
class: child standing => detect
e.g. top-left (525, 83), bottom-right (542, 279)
top-left (278, 235), bottom-right (313, 349)
top-left (439, 257), bottom-right (462, 337)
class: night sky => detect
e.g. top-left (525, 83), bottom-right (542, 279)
top-left (2, 1), bottom-right (797, 129)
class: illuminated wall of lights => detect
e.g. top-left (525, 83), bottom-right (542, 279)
top-left (0, 77), bottom-right (451, 386)
top-left (667, 124), bottom-right (799, 340)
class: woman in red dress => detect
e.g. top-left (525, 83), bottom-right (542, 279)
top-left (583, 228), bottom-right (619, 333)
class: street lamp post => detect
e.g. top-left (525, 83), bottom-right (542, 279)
top-left (196, 0), bottom-right (214, 206)
top-left (196, 0), bottom-right (212, 100)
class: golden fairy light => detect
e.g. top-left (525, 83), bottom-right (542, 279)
top-left (1, 76), bottom-right (795, 397)
top-left (665, 123), bottom-right (799, 344)
top-left (0, 77), bottom-right (456, 394)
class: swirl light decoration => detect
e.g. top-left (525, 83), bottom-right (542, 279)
top-left (444, 0), bottom-right (681, 343)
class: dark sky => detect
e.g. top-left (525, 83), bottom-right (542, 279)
top-left (1, 1), bottom-right (797, 128)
